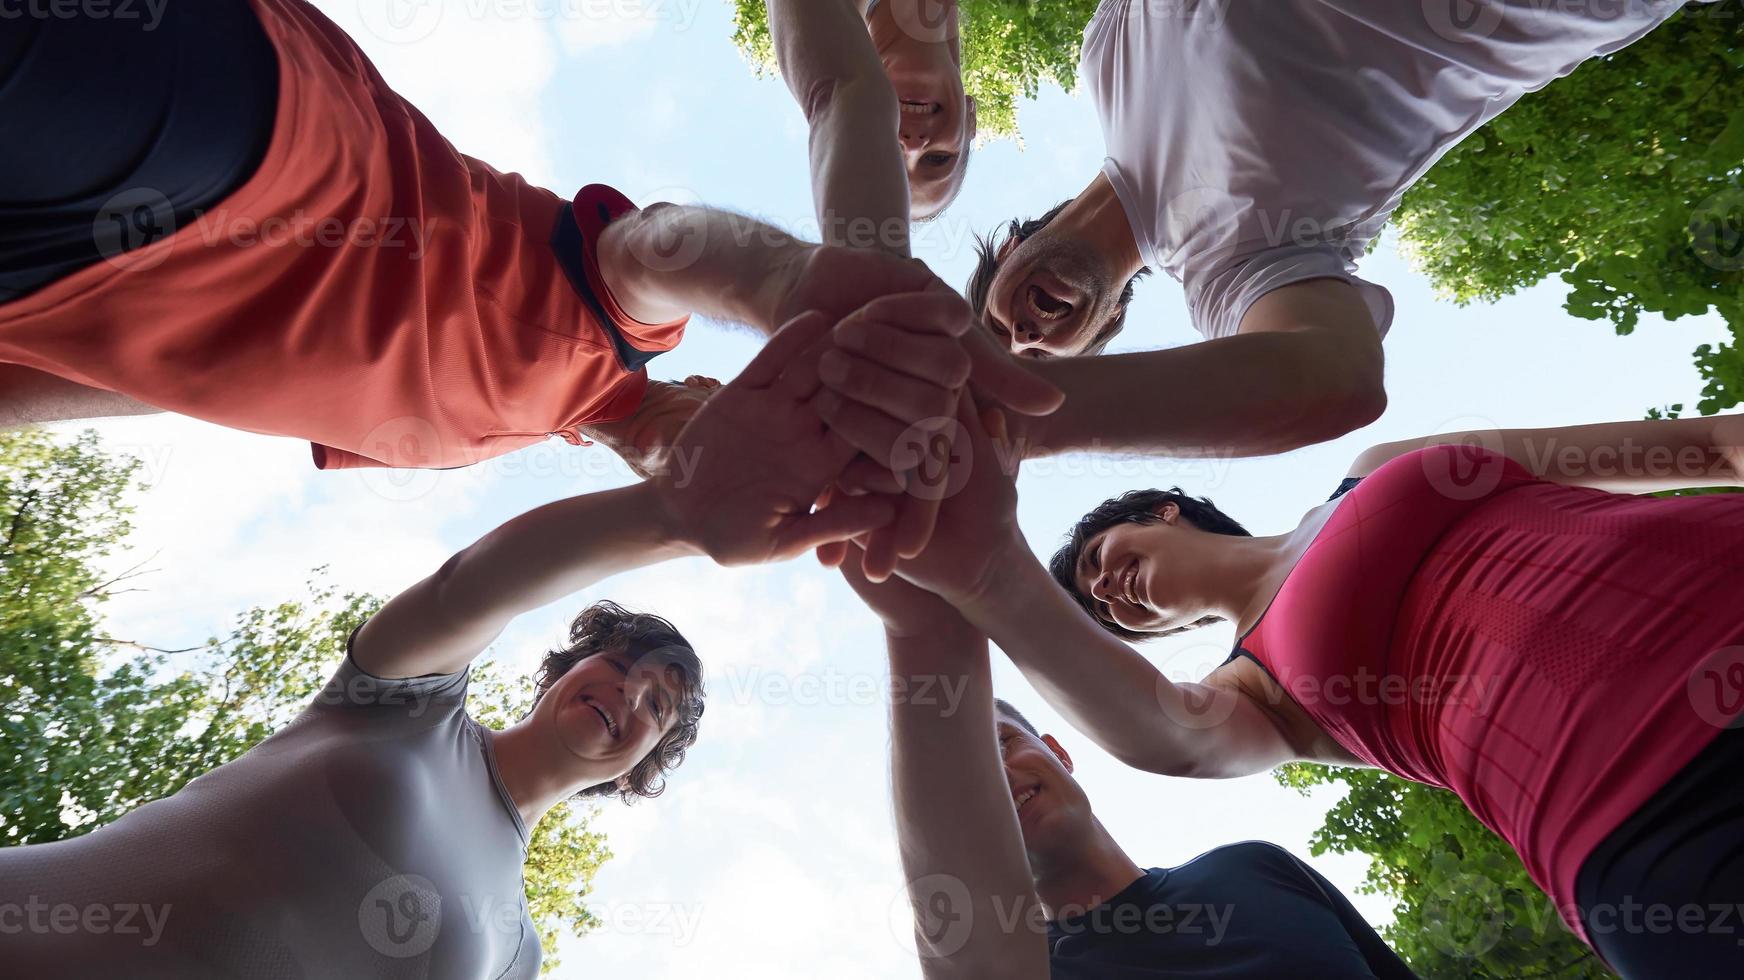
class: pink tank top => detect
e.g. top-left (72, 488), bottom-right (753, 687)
top-left (1239, 445), bottom-right (1744, 943)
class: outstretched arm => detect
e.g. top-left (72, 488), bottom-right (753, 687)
top-left (767, 0), bottom-right (910, 255)
top-left (593, 203), bottom-right (812, 335)
top-left (841, 550), bottom-right (1048, 979)
top-left (957, 550), bottom-right (1301, 779)
top-left (1009, 279), bottom-right (1388, 459)
top-left (874, 401), bottom-right (1300, 779)
top-left (1347, 411), bottom-right (1744, 493)
top-left (0, 363), bottom-right (164, 430)
top-left (354, 313), bottom-right (897, 679)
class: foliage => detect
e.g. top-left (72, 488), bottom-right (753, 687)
top-left (0, 429), bottom-right (607, 973)
top-left (732, 4), bottom-right (1744, 410)
top-left (1277, 764), bottom-right (1614, 979)
top-left (730, 0), bottom-right (1103, 139)
top-left (1392, 7), bottom-right (1744, 415)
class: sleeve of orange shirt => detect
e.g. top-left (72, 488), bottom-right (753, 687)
top-left (311, 185), bottom-right (685, 472)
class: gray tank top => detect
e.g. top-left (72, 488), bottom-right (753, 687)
top-left (0, 650), bottom-right (540, 979)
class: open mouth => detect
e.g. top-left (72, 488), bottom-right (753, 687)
top-left (899, 99), bottom-right (941, 116)
top-left (1026, 283), bottom-right (1073, 322)
top-left (1122, 561), bottom-right (1141, 609)
top-left (1014, 785), bottom-right (1041, 812)
top-left (580, 695), bottom-right (620, 738)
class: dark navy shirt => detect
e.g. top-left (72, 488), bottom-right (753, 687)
top-left (1048, 842), bottom-right (1417, 979)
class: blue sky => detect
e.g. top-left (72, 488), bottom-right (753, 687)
top-left (71, 1), bottom-right (1737, 976)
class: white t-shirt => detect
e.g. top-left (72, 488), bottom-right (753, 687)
top-left (1083, 0), bottom-right (1697, 340)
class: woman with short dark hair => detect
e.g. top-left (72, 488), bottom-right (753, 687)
top-left (880, 408), bottom-right (1744, 975)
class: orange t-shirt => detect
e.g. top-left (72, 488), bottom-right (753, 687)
top-left (0, 0), bottom-right (686, 470)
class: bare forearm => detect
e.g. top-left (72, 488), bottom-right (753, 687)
top-left (1370, 414), bottom-right (1744, 493)
top-left (952, 546), bottom-right (1277, 778)
top-left (886, 629), bottom-right (1048, 979)
top-left (0, 363), bottom-right (163, 429)
top-left (441, 482), bottom-right (694, 626)
top-left (597, 204), bottom-right (811, 334)
top-left (1024, 330), bottom-right (1386, 459)
top-left (359, 482), bottom-right (697, 676)
top-left (767, 0), bottom-right (910, 254)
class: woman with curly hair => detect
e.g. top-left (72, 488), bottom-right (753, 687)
top-left (0, 312), bottom-right (906, 978)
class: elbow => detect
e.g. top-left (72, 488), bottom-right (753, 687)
top-left (1281, 347), bottom-right (1388, 451)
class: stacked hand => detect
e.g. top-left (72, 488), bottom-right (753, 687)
top-left (652, 311), bottom-right (896, 566)
top-left (774, 245), bottom-right (1061, 579)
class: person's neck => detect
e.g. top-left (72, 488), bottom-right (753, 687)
top-left (1032, 818), bottom-right (1146, 921)
top-left (1052, 172), bottom-right (1145, 282)
top-left (1193, 532), bottom-right (1303, 633)
top-left (489, 721), bottom-right (599, 830)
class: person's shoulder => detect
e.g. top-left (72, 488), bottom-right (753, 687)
top-left (1176, 839), bottom-right (1299, 874)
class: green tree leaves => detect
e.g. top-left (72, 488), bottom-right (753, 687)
top-left (1277, 764), bottom-right (1614, 979)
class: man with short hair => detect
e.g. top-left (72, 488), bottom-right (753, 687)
top-left (945, 0), bottom-right (1714, 462)
top-left (840, 545), bottom-right (1417, 978)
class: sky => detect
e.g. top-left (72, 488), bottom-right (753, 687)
top-left (59, 1), bottom-right (1737, 977)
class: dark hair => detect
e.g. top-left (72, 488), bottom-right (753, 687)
top-left (531, 600), bottom-right (705, 804)
top-left (1048, 489), bottom-right (1252, 642)
top-left (994, 697), bottom-right (1040, 737)
top-left (964, 199), bottom-right (1152, 355)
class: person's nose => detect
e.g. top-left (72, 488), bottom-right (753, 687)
top-left (899, 128), bottom-right (931, 152)
top-left (1090, 569), bottom-right (1116, 603)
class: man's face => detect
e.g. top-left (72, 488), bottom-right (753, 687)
top-left (981, 231), bottom-right (1124, 359)
top-left (995, 713), bottom-right (1096, 859)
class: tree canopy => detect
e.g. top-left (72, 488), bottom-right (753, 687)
top-left (1277, 764), bottom-right (1613, 979)
top-left (0, 428), bottom-right (608, 973)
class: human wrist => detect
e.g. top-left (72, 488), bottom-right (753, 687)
top-left (953, 533), bottom-right (1031, 626)
top-left (759, 240), bottom-right (818, 331)
top-left (639, 478), bottom-right (707, 561)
